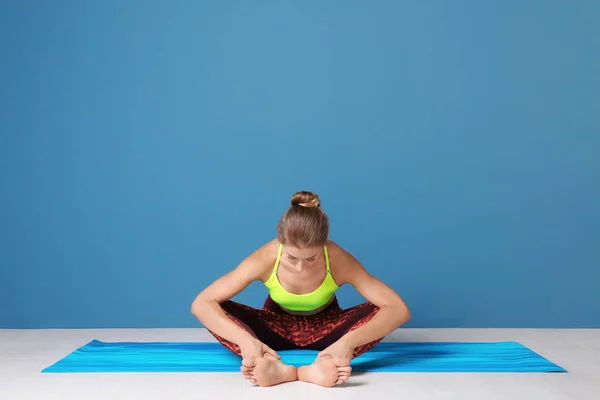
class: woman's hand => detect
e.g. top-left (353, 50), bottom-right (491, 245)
top-left (238, 337), bottom-right (280, 361)
top-left (317, 337), bottom-right (355, 363)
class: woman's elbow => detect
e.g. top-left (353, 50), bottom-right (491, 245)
top-left (402, 306), bottom-right (411, 323)
top-left (395, 301), bottom-right (411, 324)
top-left (190, 294), bottom-right (208, 316)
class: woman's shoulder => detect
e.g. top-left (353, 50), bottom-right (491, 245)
top-left (258, 238), bottom-right (281, 258)
top-left (325, 239), bottom-right (351, 259)
top-left (325, 240), bottom-right (365, 284)
top-left (248, 238), bottom-right (280, 281)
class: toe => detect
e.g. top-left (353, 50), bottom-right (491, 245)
top-left (338, 366), bottom-right (352, 373)
top-left (242, 357), bottom-right (257, 368)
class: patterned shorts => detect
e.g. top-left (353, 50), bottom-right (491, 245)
top-left (208, 296), bottom-right (382, 358)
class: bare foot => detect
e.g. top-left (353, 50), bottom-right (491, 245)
top-left (298, 355), bottom-right (352, 387)
top-left (241, 354), bottom-right (297, 387)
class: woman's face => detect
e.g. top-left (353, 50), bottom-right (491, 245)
top-left (281, 244), bottom-right (323, 273)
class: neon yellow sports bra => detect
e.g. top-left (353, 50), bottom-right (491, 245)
top-left (264, 244), bottom-right (339, 312)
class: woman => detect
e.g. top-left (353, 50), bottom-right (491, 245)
top-left (191, 191), bottom-right (411, 387)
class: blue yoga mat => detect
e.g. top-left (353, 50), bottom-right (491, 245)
top-left (42, 340), bottom-right (565, 373)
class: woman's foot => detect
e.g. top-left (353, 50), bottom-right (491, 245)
top-left (297, 355), bottom-right (352, 387)
top-left (241, 354), bottom-right (297, 387)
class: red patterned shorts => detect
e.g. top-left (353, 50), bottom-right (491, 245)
top-left (208, 296), bottom-right (382, 358)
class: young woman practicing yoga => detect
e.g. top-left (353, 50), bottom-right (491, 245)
top-left (191, 191), bottom-right (411, 387)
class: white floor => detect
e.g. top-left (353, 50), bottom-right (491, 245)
top-left (1, 328), bottom-right (599, 400)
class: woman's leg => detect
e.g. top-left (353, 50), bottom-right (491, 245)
top-left (302, 301), bottom-right (383, 357)
top-left (206, 299), bottom-right (299, 387)
top-left (207, 299), bottom-right (298, 356)
top-left (297, 301), bottom-right (382, 388)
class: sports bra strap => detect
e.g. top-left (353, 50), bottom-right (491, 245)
top-left (273, 243), bottom-right (283, 272)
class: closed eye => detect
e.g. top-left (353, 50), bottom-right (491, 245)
top-left (285, 253), bottom-right (317, 261)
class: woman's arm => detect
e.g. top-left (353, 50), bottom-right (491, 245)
top-left (330, 243), bottom-right (411, 349)
top-left (190, 241), bottom-right (275, 346)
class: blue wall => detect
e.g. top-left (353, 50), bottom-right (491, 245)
top-left (1, 0), bottom-right (599, 329)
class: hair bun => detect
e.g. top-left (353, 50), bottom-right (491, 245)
top-left (291, 191), bottom-right (320, 208)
